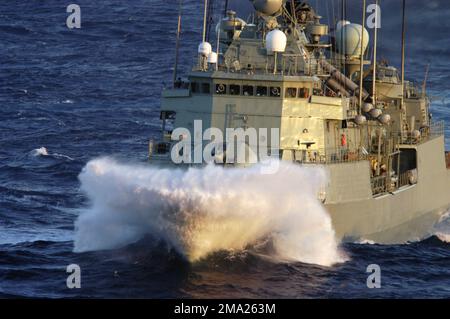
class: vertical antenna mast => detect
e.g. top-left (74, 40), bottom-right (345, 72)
top-left (341, 0), bottom-right (347, 91)
top-left (372, 0), bottom-right (379, 106)
top-left (206, 0), bottom-right (215, 42)
top-left (422, 64), bottom-right (430, 99)
top-left (173, 0), bottom-right (183, 88)
top-left (401, 0), bottom-right (407, 125)
top-left (358, 0), bottom-right (367, 113)
top-left (224, 0), bottom-right (229, 17)
top-left (203, 0), bottom-right (208, 43)
top-left (291, 0), bottom-right (297, 26)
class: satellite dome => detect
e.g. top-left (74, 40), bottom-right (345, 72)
top-left (336, 20), bottom-right (351, 31)
top-left (362, 103), bottom-right (374, 113)
top-left (198, 42), bottom-right (212, 56)
top-left (370, 108), bottom-right (382, 119)
top-left (207, 52), bottom-right (218, 64)
top-left (378, 114), bottom-right (391, 125)
top-left (251, 0), bottom-right (283, 16)
top-left (354, 115), bottom-right (367, 125)
top-left (335, 23), bottom-right (369, 58)
top-left (265, 29), bottom-right (287, 53)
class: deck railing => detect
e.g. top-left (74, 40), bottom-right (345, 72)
top-left (398, 170), bottom-right (412, 188)
top-left (371, 169), bottom-right (417, 195)
top-left (389, 120), bottom-right (445, 145)
top-left (371, 175), bottom-right (387, 195)
top-left (289, 147), bottom-right (369, 165)
top-left (430, 120), bottom-right (445, 137)
top-left (193, 55), bottom-right (331, 77)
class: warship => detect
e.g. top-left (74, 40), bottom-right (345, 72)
top-left (149, 0), bottom-right (450, 244)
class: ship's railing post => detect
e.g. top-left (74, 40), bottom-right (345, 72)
top-left (430, 120), bottom-right (445, 137)
top-left (391, 120), bottom-right (445, 146)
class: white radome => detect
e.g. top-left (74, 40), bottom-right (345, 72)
top-left (355, 114), bottom-right (367, 125)
top-left (336, 20), bottom-right (351, 31)
top-left (335, 23), bottom-right (369, 58)
top-left (378, 114), bottom-right (391, 125)
top-left (251, 0), bottom-right (283, 16)
top-left (362, 103), bottom-right (374, 113)
top-left (265, 29), bottom-right (287, 53)
top-left (370, 108), bottom-right (383, 119)
top-left (198, 42), bottom-right (212, 56)
top-left (207, 52), bottom-right (218, 64)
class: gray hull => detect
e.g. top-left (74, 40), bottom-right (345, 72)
top-left (324, 136), bottom-right (450, 243)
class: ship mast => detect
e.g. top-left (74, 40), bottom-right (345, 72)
top-left (172, 0), bottom-right (183, 88)
top-left (372, 0), bottom-right (379, 106)
top-left (205, 0), bottom-right (216, 42)
top-left (422, 64), bottom-right (430, 99)
top-left (341, 0), bottom-right (347, 91)
top-left (400, 0), bottom-right (407, 136)
top-left (203, 0), bottom-right (208, 43)
top-left (358, 0), bottom-right (367, 114)
top-left (223, 0), bottom-right (229, 17)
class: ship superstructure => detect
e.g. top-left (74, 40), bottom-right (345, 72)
top-left (150, 0), bottom-right (450, 243)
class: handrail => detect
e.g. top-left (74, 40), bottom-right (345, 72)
top-left (287, 147), bottom-right (368, 165)
top-left (371, 168), bottom-right (417, 195)
top-left (371, 175), bottom-right (387, 195)
top-left (388, 120), bottom-right (445, 145)
top-left (192, 55), bottom-right (332, 77)
top-left (398, 170), bottom-right (411, 188)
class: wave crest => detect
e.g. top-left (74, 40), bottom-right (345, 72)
top-left (74, 158), bottom-right (346, 266)
top-left (31, 147), bottom-right (74, 161)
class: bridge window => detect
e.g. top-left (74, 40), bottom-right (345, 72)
top-left (299, 88), bottom-right (310, 98)
top-left (230, 84), bottom-right (241, 95)
top-left (243, 85), bottom-right (254, 96)
top-left (202, 83), bottom-right (210, 94)
top-left (270, 86), bottom-right (281, 97)
top-left (215, 83), bottom-right (227, 95)
top-left (313, 88), bottom-right (322, 96)
top-left (156, 142), bottom-right (170, 154)
top-left (160, 110), bottom-right (176, 120)
top-left (191, 82), bottom-right (199, 94)
top-left (285, 87), bottom-right (297, 98)
top-left (256, 86), bottom-right (268, 97)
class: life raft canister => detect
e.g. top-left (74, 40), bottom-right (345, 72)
top-left (341, 133), bottom-right (347, 147)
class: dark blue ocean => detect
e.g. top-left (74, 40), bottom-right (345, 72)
top-left (1, 0), bottom-right (450, 298)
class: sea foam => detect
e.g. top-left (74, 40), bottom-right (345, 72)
top-left (74, 158), bottom-right (346, 266)
top-left (31, 147), bottom-right (74, 161)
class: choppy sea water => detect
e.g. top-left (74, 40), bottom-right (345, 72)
top-left (1, 0), bottom-right (450, 298)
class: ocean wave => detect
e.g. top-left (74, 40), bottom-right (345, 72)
top-left (354, 239), bottom-right (377, 245)
top-left (435, 232), bottom-right (450, 243)
top-left (74, 157), bottom-right (347, 267)
top-left (432, 210), bottom-right (450, 244)
top-left (31, 147), bottom-right (48, 157)
top-left (31, 147), bottom-right (74, 161)
top-left (0, 228), bottom-right (73, 247)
